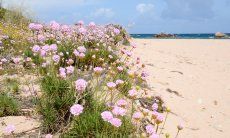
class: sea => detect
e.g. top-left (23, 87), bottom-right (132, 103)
top-left (130, 33), bottom-right (230, 39)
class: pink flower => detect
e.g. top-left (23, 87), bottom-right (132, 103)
top-left (75, 79), bottom-right (87, 92)
top-left (156, 114), bottom-right (164, 124)
top-left (50, 21), bottom-right (60, 31)
top-left (126, 51), bottom-right (132, 57)
top-left (66, 66), bottom-right (74, 74)
top-left (32, 45), bottom-right (40, 53)
top-left (112, 106), bottom-right (127, 116)
top-left (38, 34), bottom-right (46, 42)
top-left (77, 46), bottom-right (86, 53)
top-left (1, 58), bottom-right (7, 63)
top-left (146, 124), bottom-right (155, 134)
top-left (28, 23), bottom-right (35, 30)
top-left (70, 104), bottom-right (84, 116)
top-left (61, 25), bottom-right (70, 32)
top-left (128, 89), bottom-right (137, 98)
top-left (36, 24), bottom-right (43, 30)
top-left (59, 67), bottom-right (66, 78)
top-left (59, 67), bottom-right (66, 72)
top-left (132, 112), bottom-right (143, 120)
top-left (79, 27), bottom-right (86, 34)
top-left (115, 79), bottom-right (124, 85)
top-left (107, 82), bottom-right (116, 90)
top-left (89, 22), bottom-right (95, 27)
top-left (142, 108), bottom-right (150, 116)
top-left (4, 124), bottom-right (15, 134)
top-left (101, 111), bottom-right (113, 122)
top-left (29, 23), bottom-right (43, 31)
top-left (152, 103), bottom-right (158, 111)
top-left (50, 44), bottom-right (57, 51)
top-left (114, 28), bottom-right (120, 35)
top-left (78, 53), bottom-right (85, 59)
top-left (109, 118), bottom-right (122, 127)
top-left (52, 55), bottom-right (60, 63)
top-left (117, 66), bottom-right (123, 72)
top-left (12, 57), bottom-right (20, 64)
top-left (73, 49), bottom-right (80, 56)
top-left (177, 123), bottom-right (184, 130)
top-left (42, 45), bottom-right (50, 52)
top-left (151, 111), bottom-right (158, 119)
top-left (67, 59), bottom-right (74, 65)
top-left (45, 134), bottom-right (53, 138)
top-left (116, 99), bottom-right (127, 107)
top-left (93, 67), bottom-right (103, 74)
top-left (40, 50), bottom-right (46, 57)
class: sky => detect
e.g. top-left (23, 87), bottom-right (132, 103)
top-left (2, 0), bottom-right (230, 34)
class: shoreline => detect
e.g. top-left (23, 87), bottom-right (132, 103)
top-left (131, 38), bottom-right (230, 40)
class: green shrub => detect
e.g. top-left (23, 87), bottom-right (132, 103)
top-left (114, 71), bottom-right (132, 96)
top-left (5, 78), bottom-right (20, 94)
top-left (0, 93), bottom-right (20, 117)
top-left (24, 49), bottom-right (43, 66)
top-left (64, 96), bottom-right (134, 138)
top-left (38, 74), bottom-right (75, 133)
top-left (0, 8), bottom-right (6, 19)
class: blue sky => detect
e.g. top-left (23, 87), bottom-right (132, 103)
top-left (3, 0), bottom-right (230, 33)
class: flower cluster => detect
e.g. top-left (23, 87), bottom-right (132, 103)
top-left (101, 98), bottom-right (130, 128)
top-left (75, 79), bottom-right (87, 93)
top-left (70, 104), bottom-right (84, 116)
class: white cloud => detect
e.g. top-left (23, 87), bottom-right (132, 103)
top-left (136, 3), bottom-right (154, 14)
top-left (92, 8), bottom-right (114, 18)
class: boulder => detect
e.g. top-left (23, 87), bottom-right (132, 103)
top-left (154, 33), bottom-right (176, 38)
top-left (215, 32), bottom-right (226, 38)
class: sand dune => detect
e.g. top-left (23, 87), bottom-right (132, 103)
top-left (133, 39), bottom-right (230, 138)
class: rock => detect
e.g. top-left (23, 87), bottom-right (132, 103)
top-left (154, 33), bottom-right (176, 38)
top-left (215, 32), bottom-right (226, 38)
top-left (0, 116), bottom-right (40, 136)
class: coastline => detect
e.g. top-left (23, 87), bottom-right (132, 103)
top-left (130, 33), bottom-right (230, 39)
top-left (133, 38), bottom-right (230, 138)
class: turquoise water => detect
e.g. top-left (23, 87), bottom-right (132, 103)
top-left (130, 33), bottom-right (230, 39)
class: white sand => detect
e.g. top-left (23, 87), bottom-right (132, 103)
top-left (133, 39), bottom-right (230, 138)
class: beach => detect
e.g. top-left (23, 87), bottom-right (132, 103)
top-left (133, 39), bottom-right (230, 138)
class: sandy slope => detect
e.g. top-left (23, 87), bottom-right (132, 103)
top-left (133, 39), bottom-right (230, 138)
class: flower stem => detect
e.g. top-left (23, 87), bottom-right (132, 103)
top-left (175, 130), bottom-right (180, 138)
top-left (156, 124), bottom-right (159, 133)
top-left (160, 112), bottom-right (169, 134)
top-left (131, 100), bottom-right (134, 116)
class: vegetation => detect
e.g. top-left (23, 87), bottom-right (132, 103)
top-left (0, 93), bottom-right (20, 117)
top-left (0, 5), bottom-right (183, 138)
top-left (38, 74), bottom-right (75, 133)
